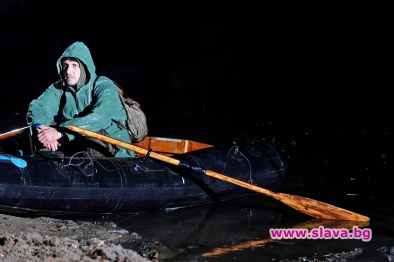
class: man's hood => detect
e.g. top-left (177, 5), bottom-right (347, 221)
top-left (56, 41), bottom-right (97, 85)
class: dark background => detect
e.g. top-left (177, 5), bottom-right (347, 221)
top-left (1, 1), bottom-right (390, 132)
top-left (1, 3), bottom-right (393, 260)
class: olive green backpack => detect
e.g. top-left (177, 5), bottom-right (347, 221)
top-left (93, 76), bottom-right (148, 143)
top-left (114, 82), bottom-right (148, 143)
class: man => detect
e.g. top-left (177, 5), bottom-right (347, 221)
top-left (26, 41), bottom-right (135, 157)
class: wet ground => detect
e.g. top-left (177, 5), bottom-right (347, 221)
top-left (0, 213), bottom-right (153, 261)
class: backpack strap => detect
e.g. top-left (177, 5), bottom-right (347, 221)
top-left (92, 77), bottom-right (148, 142)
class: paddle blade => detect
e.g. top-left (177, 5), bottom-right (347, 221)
top-left (10, 157), bottom-right (28, 168)
top-left (275, 193), bottom-right (369, 222)
top-left (204, 169), bottom-right (369, 221)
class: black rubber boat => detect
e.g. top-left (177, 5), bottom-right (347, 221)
top-left (0, 137), bottom-right (285, 216)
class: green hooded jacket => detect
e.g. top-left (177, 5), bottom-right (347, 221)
top-left (26, 41), bottom-right (135, 157)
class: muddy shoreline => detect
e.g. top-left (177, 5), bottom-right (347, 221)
top-left (0, 213), bottom-right (176, 261)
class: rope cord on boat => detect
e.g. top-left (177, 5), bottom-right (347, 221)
top-left (61, 151), bottom-right (129, 174)
top-left (60, 151), bottom-right (95, 177)
top-left (62, 151), bottom-right (92, 167)
top-left (61, 151), bottom-right (168, 175)
top-left (222, 146), bottom-right (254, 185)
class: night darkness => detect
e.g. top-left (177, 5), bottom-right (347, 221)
top-left (1, 2), bottom-right (390, 131)
top-left (1, 2), bottom-right (393, 261)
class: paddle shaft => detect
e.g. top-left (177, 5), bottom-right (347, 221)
top-left (0, 126), bottom-right (29, 140)
top-left (67, 125), bottom-right (369, 221)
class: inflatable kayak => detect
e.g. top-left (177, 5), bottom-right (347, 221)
top-left (0, 137), bottom-right (285, 216)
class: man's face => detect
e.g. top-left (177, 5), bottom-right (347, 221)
top-left (62, 58), bottom-right (81, 86)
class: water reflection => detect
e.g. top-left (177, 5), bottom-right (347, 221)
top-left (113, 201), bottom-right (280, 246)
top-left (111, 199), bottom-right (393, 261)
top-left (203, 219), bottom-right (370, 258)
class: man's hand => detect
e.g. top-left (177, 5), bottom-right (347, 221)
top-left (43, 140), bottom-right (60, 151)
top-left (37, 125), bottom-right (62, 151)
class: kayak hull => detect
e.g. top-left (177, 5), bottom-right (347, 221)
top-left (0, 140), bottom-right (285, 216)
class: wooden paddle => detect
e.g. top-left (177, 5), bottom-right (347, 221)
top-left (0, 126), bottom-right (29, 140)
top-left (67, 125), bottom-right (369, 221)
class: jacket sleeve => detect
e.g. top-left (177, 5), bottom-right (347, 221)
top-left (26, 84), bottom-right (63, 126)
top-left (59, 80), bottom-right (123, 132)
